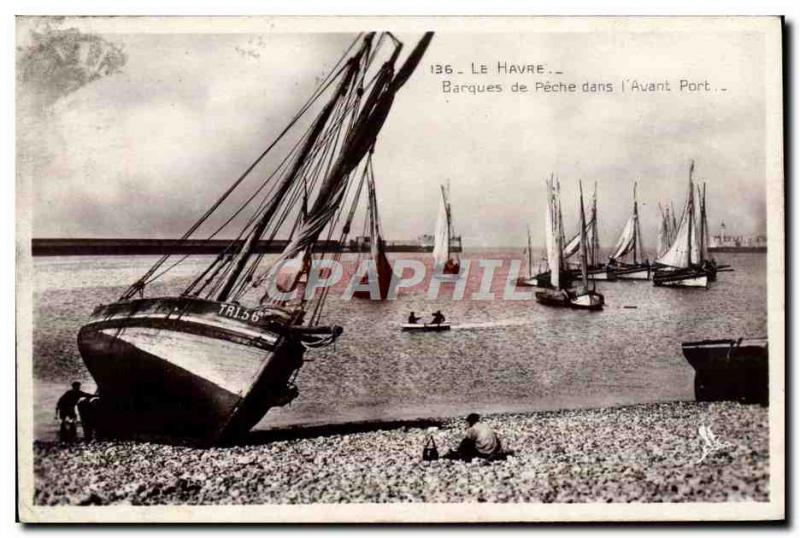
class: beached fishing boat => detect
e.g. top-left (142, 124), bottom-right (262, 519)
top-left (608, 184), bottom-right (651, 280)
top-left (653, 162), bottom-right (709, 288)
top-left (432, 182), bottom-right (461, 280)
top-left (535, 178), bottom-right (604, 310)
top-left (352, 158), bottom-right (395, 300)
top-left (77, 32), bottom-right (433, 444)
top-left (682, 337), bottom-right (768, 404)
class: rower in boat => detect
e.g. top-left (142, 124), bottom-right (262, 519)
top-left (401, 312), bottom-right (451, 332)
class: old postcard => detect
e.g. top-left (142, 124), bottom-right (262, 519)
top-left (16, 16), bottom-right (784, 522)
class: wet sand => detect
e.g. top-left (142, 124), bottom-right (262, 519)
top-left (33, 401), bottom-right (769, 505)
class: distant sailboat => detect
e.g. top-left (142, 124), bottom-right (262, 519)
top-left (608, 183), bottom-right (651, 280)
top-left (516, 225), bottom-right (540, 287)
top-left (696, 182), bottom-right (731, 281)
top-left (527, 176), bottom-right (575, 289)
top-left (535, 178), bottom-right (604, 310)
top-left (653, 161), bottom-right (709, 288)
top-left (432, 183), bottom-right (461, 279)
top-left (563, 183), bottom-right (611, 281)
top-left (656, 203), bottom-right (671, 259)
top-left (352, 156), bottom-right (395, 299)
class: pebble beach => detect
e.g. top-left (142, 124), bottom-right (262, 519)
top-left (33, 401), bottom-right (769, 505)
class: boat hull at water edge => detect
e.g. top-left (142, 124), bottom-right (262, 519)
top-left (77, 297), bottom-right (308, 445)
top-left (653, 267), bottom-right (708, 288)
top-left (527, 270), bottom-right (576, 289)
top-left (682, 338), bottom-right (768, 404)
top-left (570, 265), bottom-right (615, 282)
top-left (535, 289), bottom-right (604, 310)
top-left (569, 290), bottom-right (605, 310)
top-left (515, 276), bottom-right (539, 287)
top-left (535, 289), bottom-right (570, 307)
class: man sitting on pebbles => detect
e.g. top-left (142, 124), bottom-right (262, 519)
top-left (445, 413), bottom-right (508, 462)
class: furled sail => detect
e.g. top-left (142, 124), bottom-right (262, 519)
top-left (432, 186), bottom-right (451, 270)
top-left (544, 176), bottom-right (562, 289)
top-left (432, 184), bottom-right (460, 274)
top-left (656, 207), bottom-right (670, 259)
top-left (256, 33), bottom-right (434, 300)
top-left (353, 156), bottom-right (394, 299)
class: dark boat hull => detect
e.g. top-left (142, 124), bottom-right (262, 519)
top-left (682, 338), bottom-right (768, 404)
top-left (77, 297), bottom-right (310, 444)
top-left (528, 270), bottom-right (576, 289)
top-left (653, 267), bottom-right (708, 288)
top-left (609, 262), bottom-right (651, 281)
top-left (535, 289), bottom-right (604, 310)
top-left (567, 265), bottom-right (616, 282)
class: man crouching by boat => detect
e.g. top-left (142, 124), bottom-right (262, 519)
top-left (445, 413), bottom-right (507, 461)
top-left (55, 382), bottom-right (93, 442)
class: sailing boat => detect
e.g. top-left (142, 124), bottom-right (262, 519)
top-left (695, 182), bottom-right (731, 281)
top-left (76, 32), bottom-right (433, 444)
top-left (432, 182), bottom-right (461, 279)
top-left (656, 203), bottom-right (671, 259)
top-left (562, 184), bottom-right (611, 281)
top-left (526, 177), bottom-right (575, 289)
top-left (535, 178), bottom-right (605, 310)
top-left (516, 225), bottom-right (540, 287)
top-left (608, 183), bottom-right (651, 280)
top-left (352, 156), bottom-right (395, 299)
top-left (653, 161), bottom-right (709, 288)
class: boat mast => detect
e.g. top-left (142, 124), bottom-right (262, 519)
top-left (556, 177), bottom-right (565, 269)
top-left (632, 182), bottom-right (639, 264)
top-left (578, 181), bottom-right (589, 291)
top-left (699, 182), bottom-right (707, 263)
top-left (687, 161), bottom-right (695, 267)
top-left (591, 182), bottom-right (599, 267)
top-left (441, 184), bottom-right (451, 262)
top-left (526, 224), bottom-right (533, 278)
top-left (214, 36), bottom-right (371, 302)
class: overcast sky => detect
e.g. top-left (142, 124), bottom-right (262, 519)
top-left (19, 20), bottom-right (769, 248)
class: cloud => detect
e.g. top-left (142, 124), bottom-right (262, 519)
top-left (20, 25), bottom-right (769, 249)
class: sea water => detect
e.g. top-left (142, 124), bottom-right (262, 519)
top-left (30, 251), bottom-right (766, 438)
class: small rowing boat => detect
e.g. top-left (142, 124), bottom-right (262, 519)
top-left (401, 323), bottom-right (452, 332)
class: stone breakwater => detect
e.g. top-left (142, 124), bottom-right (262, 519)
top-left (32, 401), bottom-right (769, 505)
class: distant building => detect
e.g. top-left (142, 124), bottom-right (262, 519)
top-left (418, 234), bottom-right (462, 250)
top-left (709, 222), bottom-right (766, 252)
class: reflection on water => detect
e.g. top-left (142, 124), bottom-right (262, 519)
top-left (31, 251), bottom-right (766, 437)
